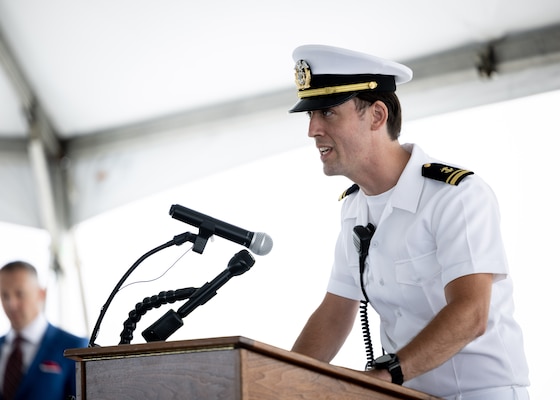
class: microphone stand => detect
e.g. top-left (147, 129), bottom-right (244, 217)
top-left (88, 231), bottom-right (200, 347)
top-left (141, 249), bottom-right (255, 342)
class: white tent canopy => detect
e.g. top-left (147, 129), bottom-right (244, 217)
top-left (2, 0), bottom-right (560, 232)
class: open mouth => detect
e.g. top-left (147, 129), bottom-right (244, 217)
top-left (319, 147), bottom-right (332, 156)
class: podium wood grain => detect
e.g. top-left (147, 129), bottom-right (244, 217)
top-left (65, 336), bottom-right (440, 399)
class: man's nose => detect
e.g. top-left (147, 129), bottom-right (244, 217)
top-left (307, 114), bottom-right (323, 138)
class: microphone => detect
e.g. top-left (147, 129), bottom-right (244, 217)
top-left (142, 249), bottom-right (256, 342)
top-left (169, 204), bottom-right (273, 256)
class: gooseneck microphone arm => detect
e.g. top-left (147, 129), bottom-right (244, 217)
top-left (88, 231), bottom-right (198, 347)
top-left (141, 249), bottom-right (255, 342)
top-left (119, 287), bottom-right (197, 345)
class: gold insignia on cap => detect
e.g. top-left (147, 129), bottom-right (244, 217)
top-left (295, 60), bottom-right (312, 90)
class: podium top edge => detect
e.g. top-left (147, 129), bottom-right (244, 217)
top-left (64, 335), bottom-right (253, 360)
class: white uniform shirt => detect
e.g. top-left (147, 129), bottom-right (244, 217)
top-left (327, 144), bottom-right (529, 398)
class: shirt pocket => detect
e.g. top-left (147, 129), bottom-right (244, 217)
top-left (394, 251), bottom-right (445, 317)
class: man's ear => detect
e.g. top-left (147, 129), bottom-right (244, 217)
top-left (370, 101), bottom-right (388, 131)
top-left (39, 287), bottom-right (47, 302)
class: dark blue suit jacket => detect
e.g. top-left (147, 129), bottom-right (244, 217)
top-left (0, 323), bottom-right (88, 400)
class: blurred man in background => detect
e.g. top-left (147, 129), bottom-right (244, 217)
top-left (0, 261), bottom-right (87, 400)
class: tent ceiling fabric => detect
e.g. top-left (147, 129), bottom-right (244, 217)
top-left (1, 0), bottom-right (560, 230)
top-left (2, 0), bottom-right (560, 137)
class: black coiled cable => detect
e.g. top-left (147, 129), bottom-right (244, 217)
top-left (360, 300), bottom-right (375, 370)
top-left (353, 223), bottom-right (376, 371)
top-left (119, 287), bottom-right (197, 345)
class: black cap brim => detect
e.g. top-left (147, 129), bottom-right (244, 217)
top-left (288, 92), bottom-right (358, 113)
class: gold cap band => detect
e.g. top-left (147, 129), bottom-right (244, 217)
top-left (298, 81), bottom-right (378, 99)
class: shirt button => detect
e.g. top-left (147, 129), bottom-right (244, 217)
top-left (371, 241), bottom-right (379, 248)
top-left (379, 278), bottom-right (385, 286)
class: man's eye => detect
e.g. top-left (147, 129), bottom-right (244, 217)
top-left (306, 109), bottom-right (333, 119)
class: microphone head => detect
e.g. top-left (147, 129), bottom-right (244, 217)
top-left (249, 232), bottom-right (273, 256)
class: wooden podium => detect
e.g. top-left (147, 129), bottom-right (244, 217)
top-left (65, 336), bottom-right (440, 399)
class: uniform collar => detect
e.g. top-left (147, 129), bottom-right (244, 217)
top-left (343, 143), bottom-right (428, 223)
top-left (388, 143), bottom-right (428, 214)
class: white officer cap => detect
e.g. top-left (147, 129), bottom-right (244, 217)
top-left (289, 44), bottom-right (413, 113)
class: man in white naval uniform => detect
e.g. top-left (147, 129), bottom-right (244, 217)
top-left (288, 44), bottom-right (530, 400)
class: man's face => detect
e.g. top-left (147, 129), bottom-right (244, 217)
top-left (306, 99), bottom-right (373, 178)
top-left (0, 269), bottom-right (45, 331)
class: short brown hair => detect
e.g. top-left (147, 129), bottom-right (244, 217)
top-left (354, 91), bottom-right (403, 140)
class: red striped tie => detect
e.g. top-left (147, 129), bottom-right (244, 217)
top-left (3, 335), bottom-right (23, 400)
